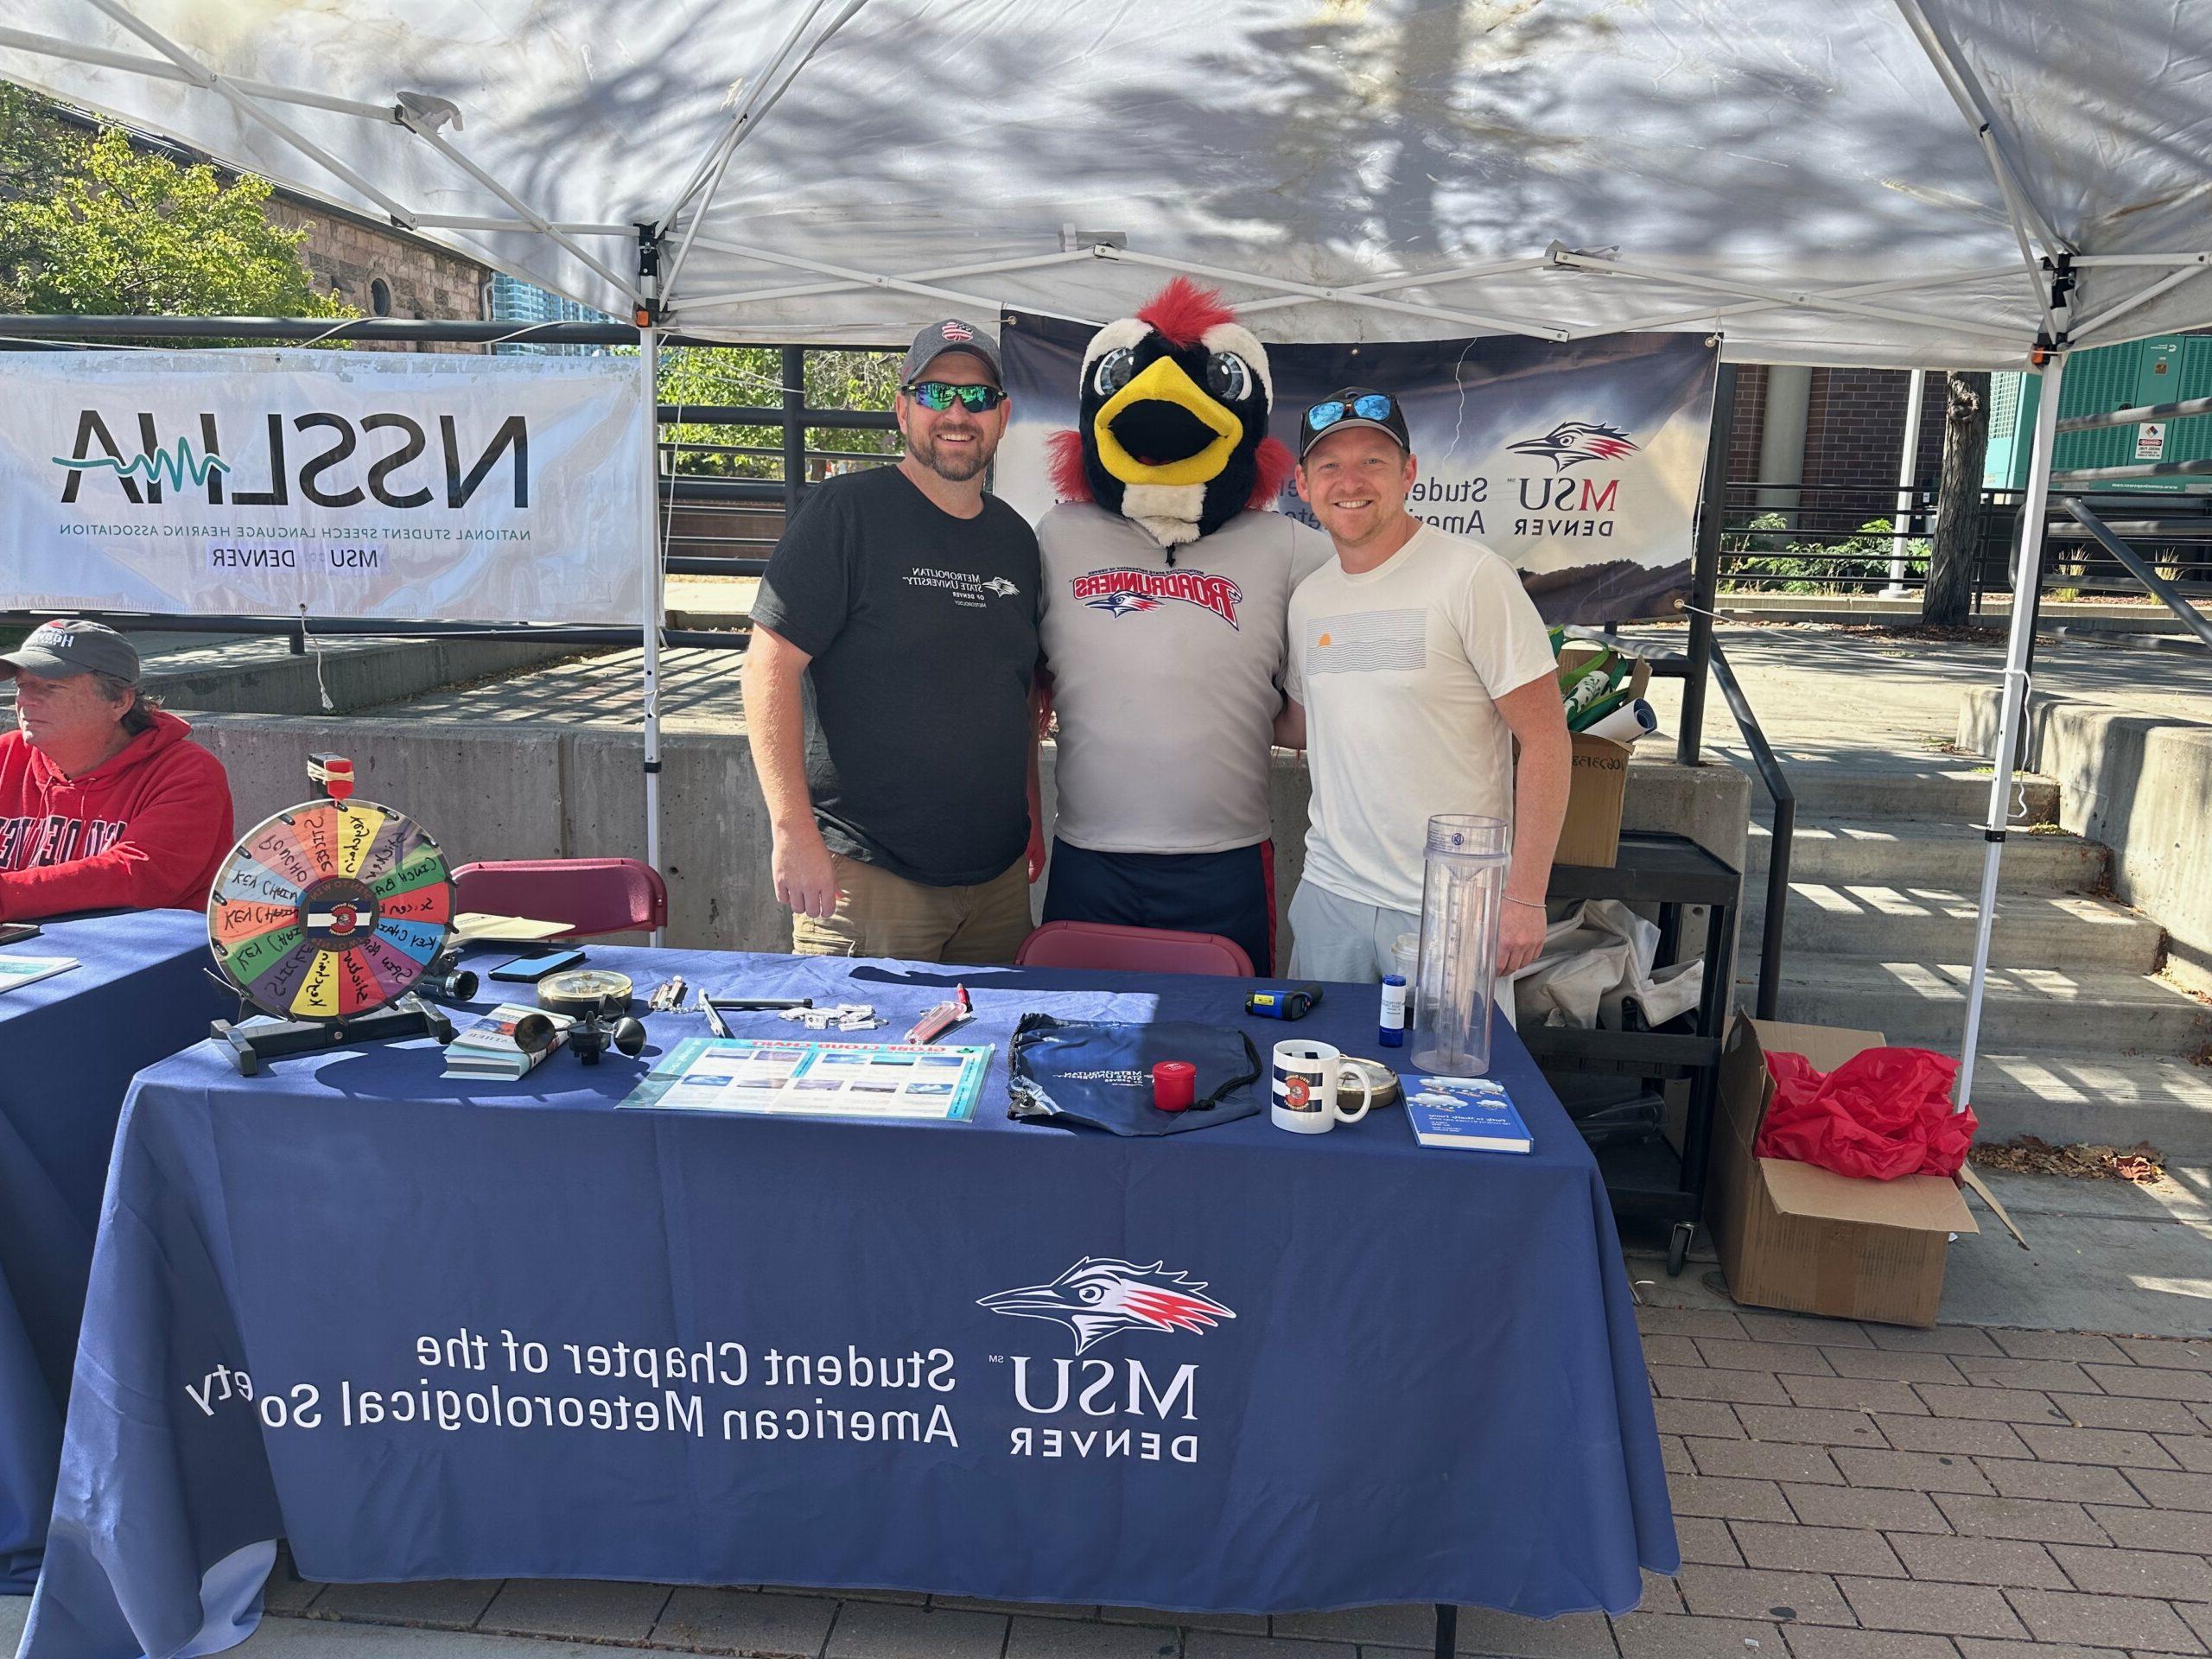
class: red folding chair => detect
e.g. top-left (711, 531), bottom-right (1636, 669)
top-left (1015, 920), bottom-right (1254, 979)
top-left (450, 858), bottom-right (668, 938)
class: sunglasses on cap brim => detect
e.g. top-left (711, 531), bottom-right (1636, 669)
top-left (1304, 392), bottom-right (1397, 433)
top-left (906, 381), bottom-right (1007, 412)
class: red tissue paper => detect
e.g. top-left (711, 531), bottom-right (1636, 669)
top-left (1753, 1047), bottom-right (1978, 1180)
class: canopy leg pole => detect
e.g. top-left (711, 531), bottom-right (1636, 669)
top-left (1885, 368), bottom-right (1927, 597)
top-left (639, 322), bottom-right (665, 946)
top-left (1959, 352), bottom-right (2065, 1111)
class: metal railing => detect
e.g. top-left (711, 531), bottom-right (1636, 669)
top-left (1714, 479), bottom-right (1943, 594)
top-left (655, 344), bottom-right (902, 578)
top-left (2061, 499), bottom-right (2212, 650)
top-left (1974, 488), bottom-right (2212, 610)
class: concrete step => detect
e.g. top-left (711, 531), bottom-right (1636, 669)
top-left (1751, 959), bottom-right (2212, 1052)
top-left (1744, 885), bottom-right (2164, 976)
top-left (1732, 763), bottom-right (2059, 825)
top-left (1966, 1050), bottom-right (2212, 1160)
top-left (1746, 816), bottom-right (2108, 892)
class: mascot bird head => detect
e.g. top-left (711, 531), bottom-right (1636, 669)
top-left (1047, 277), bottom-right (1294, 556)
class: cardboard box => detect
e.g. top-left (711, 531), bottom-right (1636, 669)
top-left (1555, 647), bottom-right (1651, 868)
top-left (1707, 1015), bottom-right (1977, 1327)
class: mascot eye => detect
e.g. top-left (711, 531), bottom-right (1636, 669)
top-left (1206, 352), bottom-right (1255, 402)
top-left (1091, 347), bottom-right (1135, 397)
top-left (1078, 1284), bottom-right (1106, 1304)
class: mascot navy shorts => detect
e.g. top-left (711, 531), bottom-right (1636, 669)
top-left (1042, 838), bottom-right (1273, 976)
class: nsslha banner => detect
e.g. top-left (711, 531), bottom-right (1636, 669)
top-left (4, 350), bottom-right (648, 626)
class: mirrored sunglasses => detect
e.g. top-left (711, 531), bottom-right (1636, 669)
top-left (908, 381), bottom-right (1007, 412)
top-left (1305, 392), bottom-right (1396, 432)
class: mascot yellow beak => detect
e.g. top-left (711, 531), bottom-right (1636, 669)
top-left (1091, 356), bottom-right (1243, 488)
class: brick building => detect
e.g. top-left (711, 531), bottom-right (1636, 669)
top-left (1726, 364), bottom-right (1976, 513)
top-left (265, 197), bottom-right (490, 353)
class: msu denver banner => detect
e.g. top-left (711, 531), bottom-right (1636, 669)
top-left (3, 351), bottom-right (647, 626)
top-left (996, 315), bottom-right (1717, 623)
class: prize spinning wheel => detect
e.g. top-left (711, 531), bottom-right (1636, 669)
top-left (206, 754), bottom-right (460, 1071)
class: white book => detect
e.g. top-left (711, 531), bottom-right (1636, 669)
top-left (442, 1002), bottom-right (575, 1079)
top-left (0, 955), bottom-right (79, 994)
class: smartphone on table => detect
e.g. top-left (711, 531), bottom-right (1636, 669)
top-left (487, 947), bottom-right (587, 982)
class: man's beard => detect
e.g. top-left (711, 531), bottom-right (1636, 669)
top-left (906, 424), bottom-right (993, 483)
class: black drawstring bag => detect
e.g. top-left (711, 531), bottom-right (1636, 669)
top-left (1008, 1014), bottom-right (1263, 1136)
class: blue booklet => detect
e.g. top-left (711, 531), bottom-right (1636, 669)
top-left (1404, 1076), bottom-right (1533, 1154)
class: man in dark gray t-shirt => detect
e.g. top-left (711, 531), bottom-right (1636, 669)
top-left (743, 320), bottom-right (1044, 964)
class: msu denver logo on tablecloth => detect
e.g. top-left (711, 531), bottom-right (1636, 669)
top-left (1507, 421), bottom-right (1640, 472)
top-left (979, 1258), bottom-right (1235, 1354)
top-left (1071, 568), bottom-right (1243, 628)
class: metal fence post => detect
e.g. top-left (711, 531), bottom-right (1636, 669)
top-left (781, 346), bottom-right (808, 519)
top-left (1678, 361), bottom-right (1737, 766)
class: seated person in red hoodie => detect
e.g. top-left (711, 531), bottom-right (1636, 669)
top-left (0, 620), bottom-right (234, 920)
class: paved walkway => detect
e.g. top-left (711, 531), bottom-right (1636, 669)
top-left (6, 1307), bottom-right (2202, 1659)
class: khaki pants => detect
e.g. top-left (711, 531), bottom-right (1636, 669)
top-left (791, 854), bottom-right (1033, 965)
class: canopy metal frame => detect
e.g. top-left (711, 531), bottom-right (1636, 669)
top-left (2, 0), bottom-right (2197, 1099)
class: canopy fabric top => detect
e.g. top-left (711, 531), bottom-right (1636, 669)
top-left (4, 0), bottom-right (2209, 365)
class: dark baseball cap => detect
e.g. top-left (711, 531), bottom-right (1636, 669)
top-left (1298, 386), bottom-right (1411, 460)
top-left (0, 619), bottom-right (140, 683)
top-left (899, 319), bottom-right (1002, 388)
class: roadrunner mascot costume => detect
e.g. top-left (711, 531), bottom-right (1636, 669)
top-left (1033, 278), bottom-right (1331, 974)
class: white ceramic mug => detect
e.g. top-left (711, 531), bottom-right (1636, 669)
top-left (1269, 1039), bottom-right (1376, 1135)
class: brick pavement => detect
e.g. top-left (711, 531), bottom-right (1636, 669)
top-left (250, 1308), bottom-right (2212, 1658)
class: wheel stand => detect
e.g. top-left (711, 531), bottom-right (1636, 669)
top-left (212, 994), bottom-right (455, 1077)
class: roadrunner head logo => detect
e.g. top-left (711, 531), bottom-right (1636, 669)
top-left (983, 576), bottom-right (1020, 597)
top-left (1507, 421), bottom-right (1639, 471)
top-left (1087, 592), bottom-right (1161, 619)
top-left (979, 1258), bottom-right (1235, 1354)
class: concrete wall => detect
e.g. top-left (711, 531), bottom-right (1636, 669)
top-left (185, 714), bottom-right (1752, 959)
top-left (1960, 690), bottom-right (2212, 995)
top-left (149, 639), bottom-right (585, 719)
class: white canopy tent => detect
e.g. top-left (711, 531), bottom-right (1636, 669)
top-left (6, 0), bottom-right (2211, 1102)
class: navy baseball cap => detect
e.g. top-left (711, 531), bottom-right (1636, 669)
top-left (899, 319), bottom-right (1002, 388)
top-left (0, 619), bottom-right (141, 683)
top-left (1299, 386), bottom-right (1411, 460)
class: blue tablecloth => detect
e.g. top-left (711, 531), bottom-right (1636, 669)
top-left (0, 911), bottom-right (230, 1596)
top-left (21, 950), bottom-right (1675, 1659)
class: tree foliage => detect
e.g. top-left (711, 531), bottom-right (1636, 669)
top-left (0, 88), bottom-right (349, 320)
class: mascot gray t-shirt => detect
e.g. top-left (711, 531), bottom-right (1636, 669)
top-left (1040, 502), bottom-right (1328, 854)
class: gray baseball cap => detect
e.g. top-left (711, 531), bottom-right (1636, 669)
top-left (899, 319), bottom-right (1002, 388)
top-left (0, 619), bottom-right (141, 683)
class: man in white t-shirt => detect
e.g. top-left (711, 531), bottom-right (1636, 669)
top-left (1274, 386), bottom-right (1571, 982)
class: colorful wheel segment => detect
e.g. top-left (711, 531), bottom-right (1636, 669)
top-left (207, 798), bottom-right (454, 1021)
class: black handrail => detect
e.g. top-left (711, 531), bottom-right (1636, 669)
top-left (1578, 633), bottom-right (1793, 1021)
top-left (660, 404), bottom-right (898, 431)
top-left (1706, 639), bottom-right (1794, 1020)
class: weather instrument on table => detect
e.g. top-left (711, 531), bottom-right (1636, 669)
top-left (205, 753), bottom-right (463, 1074)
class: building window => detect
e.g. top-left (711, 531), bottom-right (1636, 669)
top-left (369, 278), bottom-right (392, 317)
